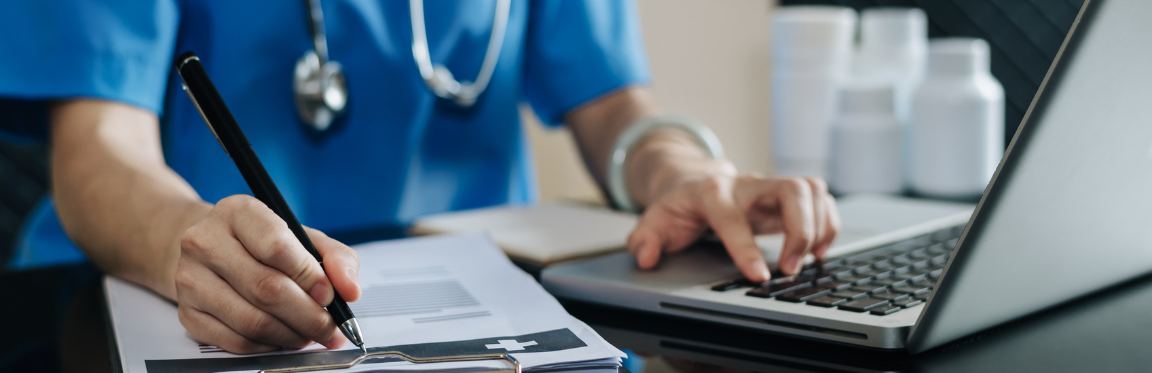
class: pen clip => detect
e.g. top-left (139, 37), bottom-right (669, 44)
top-left (181, 81), bottom-right (230, 157)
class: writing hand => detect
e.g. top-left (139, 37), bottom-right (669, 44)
top-left (175, 195), bottom-right (361, 354)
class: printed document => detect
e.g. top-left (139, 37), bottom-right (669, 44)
top-left (105, 233), bottom-right (624, 372)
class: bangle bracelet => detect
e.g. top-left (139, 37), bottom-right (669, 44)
top-left (607, 114), bottom-right (726, 213)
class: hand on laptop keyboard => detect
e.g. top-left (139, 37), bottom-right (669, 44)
top-left (711, 225), bottom-right (963, 316)
top-left (625, 175), bottom-right (841, 283)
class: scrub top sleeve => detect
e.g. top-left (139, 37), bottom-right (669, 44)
top-left (0, 0), bottom-right (180, 141)
top-left (522, 0), bottom-right (652, 127)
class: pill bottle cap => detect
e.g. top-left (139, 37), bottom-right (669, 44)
top-left (927, 38), bottom-right (992, 76)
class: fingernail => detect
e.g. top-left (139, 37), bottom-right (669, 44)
top-left (325, 333), bottom-right (346, 349)
top-left (309, 283), bottom-right (331, 306)
top-left (755, 261), bottom-right (770, 282)
top-left (779, 254), bottom-right (793, 274)
top-left (791, 259), bottom-right (803, 275)
top-left (346, 267), bottom-right (360, 292)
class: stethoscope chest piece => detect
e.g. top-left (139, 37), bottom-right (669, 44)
top-left (293, 50), bottom-right (347, 131)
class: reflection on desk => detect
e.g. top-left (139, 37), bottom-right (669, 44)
top-left (566, 270), bottom-right (1152, 373)
top-left (5, 263), bottom-right (1152, 373)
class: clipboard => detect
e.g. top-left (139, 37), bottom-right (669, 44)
top-left (257, 350), bottom-right (519, 373)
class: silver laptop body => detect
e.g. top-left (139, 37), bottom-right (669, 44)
top-left (543, 0), bottom-right (1152, 352)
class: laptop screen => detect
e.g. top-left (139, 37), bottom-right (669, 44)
top-left (908, 0), bottom-right (1152, 353)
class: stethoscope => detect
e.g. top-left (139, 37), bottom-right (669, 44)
top-left (293, 0), bottom-right (511, 131)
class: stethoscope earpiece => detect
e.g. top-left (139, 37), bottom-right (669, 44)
top-left (293, 0), bottom-right (510, 131)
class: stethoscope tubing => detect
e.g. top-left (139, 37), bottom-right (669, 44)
top-left (294, 0), bottom-right (512, 131)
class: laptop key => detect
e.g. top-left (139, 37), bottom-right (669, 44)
top-left (746, 280), bottom-right (812, 298)
top-left (769, 275), bottom-right (814, 285)
top-left (852, 284), bottom-right (887, 293)
top-left (870, 259), bottom-right (893, 269)
top-left (710, 278), bottom-right (764, 291)
top-left (808, 296), bottom-right (848, 307)
top-left (838, 275), bottom-right (873, 285)
top-left (894, 272), bottom-right (928, 283)
top-left (870, 305), bottom-right (902, 315)
top-left (709, 276), bottom-right (755, 291)
top-left (892, 285), bottom-right (932, 296)
top-left (844, 252), bottom-right (876, 264)
top-left (871, 290), bottom-right (911, 302)
top-left (930, 254), bottom-right (950, 266)
top-left (777, 287), bottom-right (831, 302)
top-left (839, 297), bottom-right (890, 312)
top-left (946, 238), bottom-right (959, 249)
top-left (818, 281), bottom-right (853, 291)
top-left (929, 268), bottom-right (945, 279)
top-left (889, 254), bottom-right (912, 265)
top-left (861, 269), bottom-right (893, 278)
top-left (871, 278), bottom-right (907, 287)
top-left (817, 259), bottom-right (846, 270)
top-left (821, 268), bottom-right (855, 279)
top-left (711, 281), bottom-right (742, 292)
top-left (927, 243), bottom-right (949, 255)
top-left (909, 248), bottom-right (929, 259)
top-left (895, 298), bottom-right (924, 308)
top-left (830, 290), bottom-right (869, 300)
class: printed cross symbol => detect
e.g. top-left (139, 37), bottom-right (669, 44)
top-left (485, 339), bottom-right (538, 351)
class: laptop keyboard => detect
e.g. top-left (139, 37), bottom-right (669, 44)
top-left (710, 225), bottom-right (963, 316)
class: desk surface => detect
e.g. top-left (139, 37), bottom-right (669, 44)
top-left (4, 263), bottom-right (1152, 372)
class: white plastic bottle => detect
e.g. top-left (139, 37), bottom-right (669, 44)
top-left (854, 8), bottom-right (927, 128)
top-left (831, 82), bottom-right (903, 194)
top-left (908, 38), bottom-right (1005, 198)
top-left (770, 6), bottom-right (856, 179)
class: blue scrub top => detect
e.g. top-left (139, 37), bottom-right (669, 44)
top-left (0, 0), bottom-right (650, 268)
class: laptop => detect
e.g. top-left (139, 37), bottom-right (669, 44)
top-left (542, 0), bottom-right (1152, 353)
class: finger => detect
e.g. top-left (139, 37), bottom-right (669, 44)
top-left (224, 259), bottom-right (341, 347)
top-left (627, 217), bottom-right (666, 270)
top-left (752, 179), bottom-right (816, 275)
top-left (700, 180), bottom-right (771, 283)
top-left (307, 228), bottom-right (362, 302)
top-left (804, 178), bottom-right (830, 259)
top-left (186, 220), bottom-right (342, 347)
top-left (813, 193), bottom-right (841, 259)
top-left (177, 260), bottom-right (311, 348)
top-left (224, 196), bottom-right (334, 307)
top-left (178, 306), bottom-right (277, 355)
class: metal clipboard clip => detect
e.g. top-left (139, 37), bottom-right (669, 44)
top-left (258, 350), bottom-right (521, 373)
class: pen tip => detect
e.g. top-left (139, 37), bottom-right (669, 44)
top-left (360, 344), bottom-right (367, 354)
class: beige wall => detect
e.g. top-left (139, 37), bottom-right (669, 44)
top-left (524, 0), bottom-right (776, 203)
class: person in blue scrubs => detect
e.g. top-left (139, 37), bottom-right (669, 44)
top-left (0, 0), bottom-right (839, 353)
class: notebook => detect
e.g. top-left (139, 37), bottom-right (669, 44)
top-left (411, 203), bottom-right (638, 266)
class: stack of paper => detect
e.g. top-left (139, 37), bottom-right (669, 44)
top-left (105, 233), bottom-right (625, 372)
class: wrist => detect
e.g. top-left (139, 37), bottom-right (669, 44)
top-left (607, 115), bottom-right (726, 212)
top-left (626, 129), bottom-right (737, 207)
top-left (154, 200), bottom-right (214, 299)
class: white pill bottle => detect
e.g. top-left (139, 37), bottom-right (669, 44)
top-left (770, 7), bottom-right (856, 179)
top-left (908, 38), bottom-right (1004, 199)
top-left (831, 82), bottom-right (903, 195)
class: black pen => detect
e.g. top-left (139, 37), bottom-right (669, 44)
top-left (173, 51), bottom-right (366, 353)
